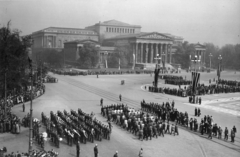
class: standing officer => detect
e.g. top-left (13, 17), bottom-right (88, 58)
top-left (119, 94), bottom-right (122, 101)
top-left (22, 103), bottom-right (25, 112)
top-left (76, 141), bottom-right (80, 157)
top-left (138, 148), bottom-right (143, 157)
top-left (113, 151), bottom-right (118, 157)
top-left (94, 144), bottom-right (98, 157)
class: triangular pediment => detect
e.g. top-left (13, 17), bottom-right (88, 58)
top-left (194, 43), bottom-right (205, 48)
top-left (138, 32), bottom-right (172, 40)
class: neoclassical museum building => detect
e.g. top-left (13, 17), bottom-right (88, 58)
top-left (31, 20), bottom-right (206, 69)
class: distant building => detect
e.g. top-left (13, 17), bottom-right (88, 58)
top-left (31, 20), bottom-right (185, 69)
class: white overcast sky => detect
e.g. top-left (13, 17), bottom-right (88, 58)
top-left (0, 0), bottom-right (239, 47)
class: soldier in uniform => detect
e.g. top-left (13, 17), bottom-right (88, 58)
top-left (76, 141), bottom-right (80, 157)
top-left (100, 98), bottom-right (103, 106)
top-left (231, 128), bottom-right (235, 143)
top-left (22, 103), bottom-right (25, 112)
top-left (119, 94), bottom-right (122, 101)
top-left (94, 144), bottom-right (98, 157)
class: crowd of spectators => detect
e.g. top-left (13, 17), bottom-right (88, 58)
top-left (0, 148), bottom-right (58, 157)
top-left (141, 100), bottom-right (237, 143)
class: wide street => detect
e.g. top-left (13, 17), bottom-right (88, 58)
top-left (1, 70), bottom-right (240, 157)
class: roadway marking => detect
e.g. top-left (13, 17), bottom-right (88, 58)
top-left (184, 97), bottom-right (240, 116)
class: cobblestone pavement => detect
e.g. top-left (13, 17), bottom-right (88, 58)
top-left (1, 70), bottom-right (240, 157)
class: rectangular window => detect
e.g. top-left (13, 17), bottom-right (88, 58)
top-left (112, 28), bottom-right (114, 32)
top-left (115, 28), bottom-right (116, 32)
top-left (109, 28), bottom-right (111, 32)
top-left (133, 29), bottom-right (135, 33)
top-left (106, 27), bottom-right (108, 32)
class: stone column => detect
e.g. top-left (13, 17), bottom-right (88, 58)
top-left (169, 44), bottom-right (172, 64)
top-left (150, 43), bottom-right (153, 63)
top-left (140, 43), bottom-right (143, 63)
top-left (160, 44), bottom-right (162, 59)
top-left (155, 44), bottom-right (158, 63)
top-left (135, 43), bottom-right (138, 63)
top-left (132, 43), bottom-right (135, 69)
top-left (42, 36), bottom-right (44, 47)
top-left (145, 44), bottom-right (148, 63)
top-left (165, 44), bottom-right (168, 63)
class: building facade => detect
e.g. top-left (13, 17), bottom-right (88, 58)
top-left (31, 20), bottom-right (189, 69)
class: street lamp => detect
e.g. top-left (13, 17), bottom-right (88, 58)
top-left (190, 54), bottom-right (201, 72)
top-left (217, 54), bottom-right (222, 83)
top-left (27, 47), bottom-right (33, 154)
top-left (209, 53), bottom-right (212, 71)
top-left (154, 54), bottom-right (162, 88)
top-left (4, 55), bottom-right (8, 119)
top-left (162, 52), bottom-right (165, 74)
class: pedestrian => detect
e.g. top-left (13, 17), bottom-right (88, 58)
top-left (139, 148), bottom-right (143, 157)
top-left (22, 103), bottom-right (25, 112)
top-left (231, 129), bottom-right (235, 143)
top-left (113, 151), bottom-right (118, 157)
top-left (119, 94), bottom-right (122, 101)
top-left (224, 127), bottom-right (228, 141)
top-left (100, 98), bottom-right (103, 106)
top-left (199, 97), bottom-right (202, 105)
top-left (94, 144), bottom-right (98, 157)
top-left (76, 141), bottom-right (80, 157)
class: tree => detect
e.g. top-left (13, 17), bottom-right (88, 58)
top-left (0, 21), bottom-right (31, 96)
top-left (173, 41), bottom-right (195, 69)
top-left (108, 45), bottom-right (131, 68)
top-left (77, 43), bottom-right (99, 68)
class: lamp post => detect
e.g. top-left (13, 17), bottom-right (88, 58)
top-left (190, 54), bottom-right (201, 72)
top-left (218, 54), bottom-right (222, 83)
top-left (154, 54), bottom-right (161, 88)
top-left (209, 53), bottom-right (212, 72)
top-left (162, 52), bottom-right (165, 74)
top-left (27, 47), bottom-right (33, 154)
top-left (189, 54), bottom-right (201, 103)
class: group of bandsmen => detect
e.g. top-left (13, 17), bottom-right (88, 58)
top-left (101, 102), bottom-right (179, 141)
top-left (1, 149), bottom-right (58, 157)
top-left (162, 75), bottom-right (191, 86)
top-left (140, 100), bottom-right (237, 143)
top-left (40, 108), bottom-right (111, 149)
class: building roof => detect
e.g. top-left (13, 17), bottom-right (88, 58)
top-left (92, 20), bottom-right (141, 28)
top-left (105, 32), bottom-right (173, 40)
top-left (32, 27), bottom-right (97, 35)
top-left (163, 33), bottom-right (183, 40)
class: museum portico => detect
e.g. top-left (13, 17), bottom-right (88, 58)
top-left (104, 32), bottom-right (174, 68)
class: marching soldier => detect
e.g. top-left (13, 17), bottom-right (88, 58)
top-left (22, 103), bottom-right (25, 112)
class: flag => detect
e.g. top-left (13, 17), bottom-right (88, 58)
top-left (191, 72), bottom-right (200, 94)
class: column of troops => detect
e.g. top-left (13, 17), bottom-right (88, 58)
top-left (101, 103), bottom-right (179, 141)
top-left (41, 108), bottom-right (111, 148)
top-left (141, 101), bottom-right (237, 143)
top-left (218, 79), bottom-right (240, 87)
top-left (149, 83), bottom-right (240, 97)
